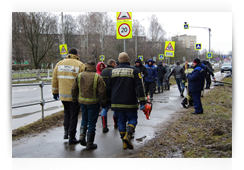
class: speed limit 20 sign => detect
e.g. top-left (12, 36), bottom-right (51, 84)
top-left (116, 21), bottom-right (132, 39)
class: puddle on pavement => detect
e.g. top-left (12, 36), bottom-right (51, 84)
top-left (135, 135), bottom-right (155, 144)
top-left (152, 96), bottom-right (179, 103)
top-left (12, 106), bottom-right (61, 119)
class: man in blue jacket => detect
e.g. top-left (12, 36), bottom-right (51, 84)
top-left (145, 59), bottom-right (158, 101)
top-left (187, 58), bottom-right (206, 114)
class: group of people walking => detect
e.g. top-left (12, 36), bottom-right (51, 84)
top-left (51, 47), bottom-right (215, 150)
top-left (52, 48), bottom-right (146, 150)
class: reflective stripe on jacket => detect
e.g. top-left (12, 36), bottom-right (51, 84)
top-left (51, 54), bottom-right (85, 101)
top-left (107, 62), bottom-right (146, 111)
top-left (71, 64), bottom-right (107, 105)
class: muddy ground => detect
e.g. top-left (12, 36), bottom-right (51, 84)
top-left (116, 77), bottom-right (232, 158)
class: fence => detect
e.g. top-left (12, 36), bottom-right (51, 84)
top-left (12, 81), bottom-right (57, 120)
top-left (12, 69), bottom-right (53, 82)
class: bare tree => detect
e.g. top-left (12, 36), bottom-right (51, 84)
top-left (148, 14), bottom-right (166, 58)
top-left (13, 12), bottom-right (59, 69)
top-left (76, 12), bottom-right (116, 63)
top-left (12, 13), bottom-right (25, 68)
top-left (63, 14), bottom-right (78, 49)
top-left (148, 14), bottom-right (165, 42)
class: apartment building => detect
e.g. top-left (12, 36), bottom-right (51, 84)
top-left (172, 34), bottom-right (197, 51)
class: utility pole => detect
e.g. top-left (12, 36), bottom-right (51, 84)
top-left (135, 29), bottom-right (137, 59)
top-left (124, 39), bottom-right (126, 52)
top-left (61, 12), bottom-right (65, 44)
top-left (61, 12), bottom-right (66, 59)
top-left (100, 34), bottom-right (103, 55)
top-left (209, 28), bottom-right (211, 62)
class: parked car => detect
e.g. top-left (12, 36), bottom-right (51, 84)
top-left (221, 63), bottom-right (232, 73)
top-left (213, 63), bottom-right (220, 69)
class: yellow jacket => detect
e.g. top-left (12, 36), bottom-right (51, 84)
top-left (71, 64), bottom-right (107, 106)
top-left (52, 54), bottom-right (85, 101)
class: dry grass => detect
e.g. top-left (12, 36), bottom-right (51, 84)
top-left (117, 77), bottom-right (232, 158)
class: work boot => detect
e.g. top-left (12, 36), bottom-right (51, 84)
top-left (120, 132), bottom-right (127, 149)
top-left (86, 133), bottom-right (97, 150)
top-left (181, 98), bottom-right (187, 108)
top-left (64, 127), bottom-right (68, 139)
top-left (167, 85), bottom-right (170, 90)
top-left (123, 124), bottom-right (135, 150)
top-left (79, 126), bottom-right (87, 146)
top-left (69, 134), bottom-right (80, 145)
top-left (181, 88), bottom-right (184, 97)
top-left (150, 93), bottom-right (153, 101)
top-left (113, 116), bottom-right (118, 129)
top-left (165, 85), bottom-right (167, 91)
top-left (101, 116), bottom-right (109, 133)
top-left (157, 88), bottom-right (160, 94)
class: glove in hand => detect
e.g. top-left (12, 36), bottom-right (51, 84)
top-left (140, 105), bottom-right (145, 110)
top-left (53, 94), bottom-right (59, 100)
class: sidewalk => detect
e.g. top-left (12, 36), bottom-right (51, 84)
top-left (12, 72), bottom-right (225, 158)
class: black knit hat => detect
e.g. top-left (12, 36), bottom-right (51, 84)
top-left (135, 58), bottom-right (142, 64)
top-left (193, 58), bottom-right (201, 64)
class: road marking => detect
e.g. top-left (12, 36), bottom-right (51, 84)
top-left (12, 88), bottom-right (37, 93)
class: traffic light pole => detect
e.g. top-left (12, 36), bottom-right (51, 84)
top-left (184, 23), bottom-right (211, 62)
top-left (190, 26), bottom-right (211, 62)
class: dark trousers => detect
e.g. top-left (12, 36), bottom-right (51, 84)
top-left (145, 82), bottom-right (154, 98)
top-left (175, 78), bottom-right (185, 93)
top-left (157, 77), bottom-right (164, 90)
top-left (80, 103), bottom-right (100, 134)
top-left (191, 91), bottom-right (203, 113)
top-left (114, 110), bottom-right (138, 132)
top-left (62, 101), bottom-right (80, 136)
top-left (205, 74), bottom-right (211, 88)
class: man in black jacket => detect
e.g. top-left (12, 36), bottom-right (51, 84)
top-left (134, 58), bottom-right (148, 82)
top-left (168, 60), bottom-right (185, 97)
top-left (201, 60), bottom-right (215, 89)
top-left (157, 61), bottom-right (167, 93)
top-left (107, 52), bottom-right (146, 150)
top-left (100, 59), bottom-right (118, 133)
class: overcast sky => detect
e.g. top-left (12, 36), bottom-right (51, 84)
top-left (55, 11), bottom-right (232, 55)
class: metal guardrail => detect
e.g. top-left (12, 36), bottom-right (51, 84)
top-left (12, 69), bottom-right (53, 81)
top-left (12, 81), bottom-right (58, 120)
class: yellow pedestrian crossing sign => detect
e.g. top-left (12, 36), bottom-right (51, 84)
top-left (184, 24), bottom-right (189, 29)
top-left (195, 43), bottom-right (202, 50)
top-left (164, 41), bottom-right (175, 57)
top-left (206, 52), bottom-right (213, 58)
top-left (59, 44), bottom-right (68, 55)
top-left (100, 55), bottom-right (105, 61)
top-left (159, 54), bottom-right (164, 60)
top-left (138, 55), bottom-right (143, 61)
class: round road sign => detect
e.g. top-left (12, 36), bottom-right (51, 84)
top-left (118, 23), bottom-right (131, 37)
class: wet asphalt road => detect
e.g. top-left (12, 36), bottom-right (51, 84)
top-left (12, 83), bottom-right (63, 130)
top-left (12, 72), bottom-right (225, 158)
